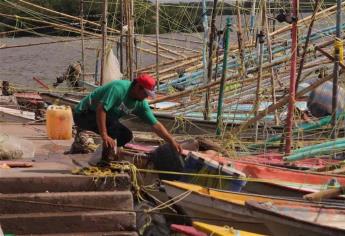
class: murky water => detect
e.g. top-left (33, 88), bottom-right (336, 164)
top-left (0, 34), bottom-right (202, 88)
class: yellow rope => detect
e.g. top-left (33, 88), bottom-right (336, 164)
top-left (72, 162), bottom-right (335, 190)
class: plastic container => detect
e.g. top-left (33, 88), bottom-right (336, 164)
top-left (46, 105), bottom-right (73, 140)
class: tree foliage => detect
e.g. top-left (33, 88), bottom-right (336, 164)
top-left (0, 0), bottom-right (339, 35)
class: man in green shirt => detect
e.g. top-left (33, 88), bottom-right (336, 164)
top-left (73, 74), bottom-right (182, 162)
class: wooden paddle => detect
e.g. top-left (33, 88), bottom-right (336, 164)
top-left (303, 186), bottom-right (345, 201)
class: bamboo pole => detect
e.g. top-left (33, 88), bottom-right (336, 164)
top-left (157, 41), bottom-right (200, 53)
top-left (156, 0), bottom-right (160, 90)
top-left (143, 40), bottom-right (183, 57)
top-left (137, 46), bottom-right (175, 60)
top-left (17, 0), bottom-right (181, 59)
top-left (127, 0), bottom-right (134, 80)
top-left (0, 37), bottom-right (97, 50)
top-left (17, 0), bottom-right (119, 34)
top-left (216, 18), bottom-right (231, 136)
top-left (270, 1), bottom-right (345, 37)
top-left (137, 54), bottom-right (202, 73)
top-left (315, 47), bottom-right (345, 70)
top-left (149, 76), bottom-right (257, 105)
top-left (295, 0), bottom-right (321, 89)
top-left (284, 0), bottom-right (299, 155)
top-left (120, 0), bottom-right (124, 73)
top-left (264, 1), bottom-right (279, 125)
top-left (234, 70), bottom-right (345, 135)
top-left (249, 0), bottom-right (257, 36)
top-left (0, 26), bottom-right (51, 36)
top-left (100, 0), bottom-right (108, 85)
top-left (254, 1), bottom-right (266, 142)
top-left (142, 34), bottom-right (203, 45)
top-left (236, 0), bottom-right (246, 76)
top-left (254, 42), bottom-right (265, 136)
top-left (80, 0), bottom-right (85, 84)
top-left (0, 13), bottom-right (102, 37)
top-left (204, 0), bottom-right (218, 120)
top-left (303, 186), bottom-right (345, 201)
top-left (202, 0), bottom-right (209, 104)
top-left (332, 0), bottom-right (342, 139)
top-left (137, 40), bottom-right (255, 74)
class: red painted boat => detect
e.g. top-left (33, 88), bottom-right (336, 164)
top-left (124, 143), bottom-right (337, 170)
top-left (232, 152), bottom-right (339, 170)
top-left (14, 92), bottom-right (43, 105)
top-left (189, 151), bottom-right (345, 197)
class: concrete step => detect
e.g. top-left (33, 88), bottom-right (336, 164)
top-left (21, 232), bottom-right (138, 236)
top-left (0, 191), bottom-right (133, 214)
top-left (1, 211), bottom-right (136, 235)
top-left (0, 175), bottom-right (131, 193)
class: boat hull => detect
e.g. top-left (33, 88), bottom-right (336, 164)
top-left (164, 182), bottom-right (271, 235)
top-left (246, 201), bottom-right (345, 236)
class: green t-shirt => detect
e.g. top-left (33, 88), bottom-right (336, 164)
top-left (75, 80), bottom-right (158, 125)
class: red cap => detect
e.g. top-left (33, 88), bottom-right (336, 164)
top-left (136, 74), bottom-right (156, 97)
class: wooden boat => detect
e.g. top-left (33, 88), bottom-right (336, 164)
top-left (189, 151), bottom-right (345, 197)
top-left (14, 92), bottom-right (43, 105)
top-left (193, 221), bottom-right (263, 236)
top-left (232, 152), bottom-right (339, 170)
top-left (121, 144), bottom-right (344, 196)
top-left (162, 180), bottom-right (344, 235)
top-left (183, 151), bottom-right (246, 191)
top-left (122, 113), bottom-right (283, 136)
top-left (120, 143), bottom-right (246, 192)
top-left (0, 106), bottom-right (35, 122)
top-left (246, 200), bottom-right (345, 236)
top-left (40, 92), bottom-right (81, 108)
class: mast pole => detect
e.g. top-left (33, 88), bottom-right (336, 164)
top-left (331, 0), bottom-right (342, 139)
top-left (285, 0), bottom-right (298, 154)
top-left (156, 0), bottom-right (160, 90)
top-left (100, 0), bottom-right (108, 85)
top-left (80, 0), bottom-right (85, 85)
top-left (204, 0), bottom-right (218, 120)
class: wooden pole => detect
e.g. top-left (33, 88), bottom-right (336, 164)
top-left (80, 0), bottom-right (85, 84)
top-left (216, 18), bottom-right (231, 136)
top-left (295, 0), bottom-right (321, 89)
top-left (249, 0), bottom-right (257, 36)
top-left (100, 0), bottom-right (108, 85)
top-left (284, 0), bottom-right (298, 155)
top-left (204, 0), bottom-right (218, 120)
top-left (156, 0), bottom-right (160, 90)
top-left (264, 1), bottom-right (279, 125)
top-left (270, 1), bottom-right (345, 37)
top-left (120, 0), bottom-right (124, 73)
top-left (315, 47), bottom-right (345, 70)
top-left (254, 1), bottom-right (266, 142)
top-left (127, 0), bottom-right (134, 80)
top-left (303, 186), bottom-right (345, 201)
top-left (332, 0), bottom-right (342, 139)
top-left (202, 0), bottom-right (209, 102)
top-left (234, 71), bottom-right (344, 135)
top-left (236, 0), bottom-right (246, 76)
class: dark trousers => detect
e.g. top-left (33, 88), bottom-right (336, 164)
top-left (73, 110), bottom-right (133, 147)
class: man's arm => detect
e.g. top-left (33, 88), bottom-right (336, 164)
top-left (151, 121), bottom-right (182, 153)
top-left (96, 103), bottom-right (115, 148)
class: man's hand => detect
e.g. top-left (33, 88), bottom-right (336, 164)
top-left (171, 139), bottom-right (183, 154)
top-left (152, 122), bottom-right (183, 154)
top-left (102, 135), bottom-right (116, 149)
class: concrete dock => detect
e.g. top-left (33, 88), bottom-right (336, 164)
top-left (0, 123), bottom-right (138, 235)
